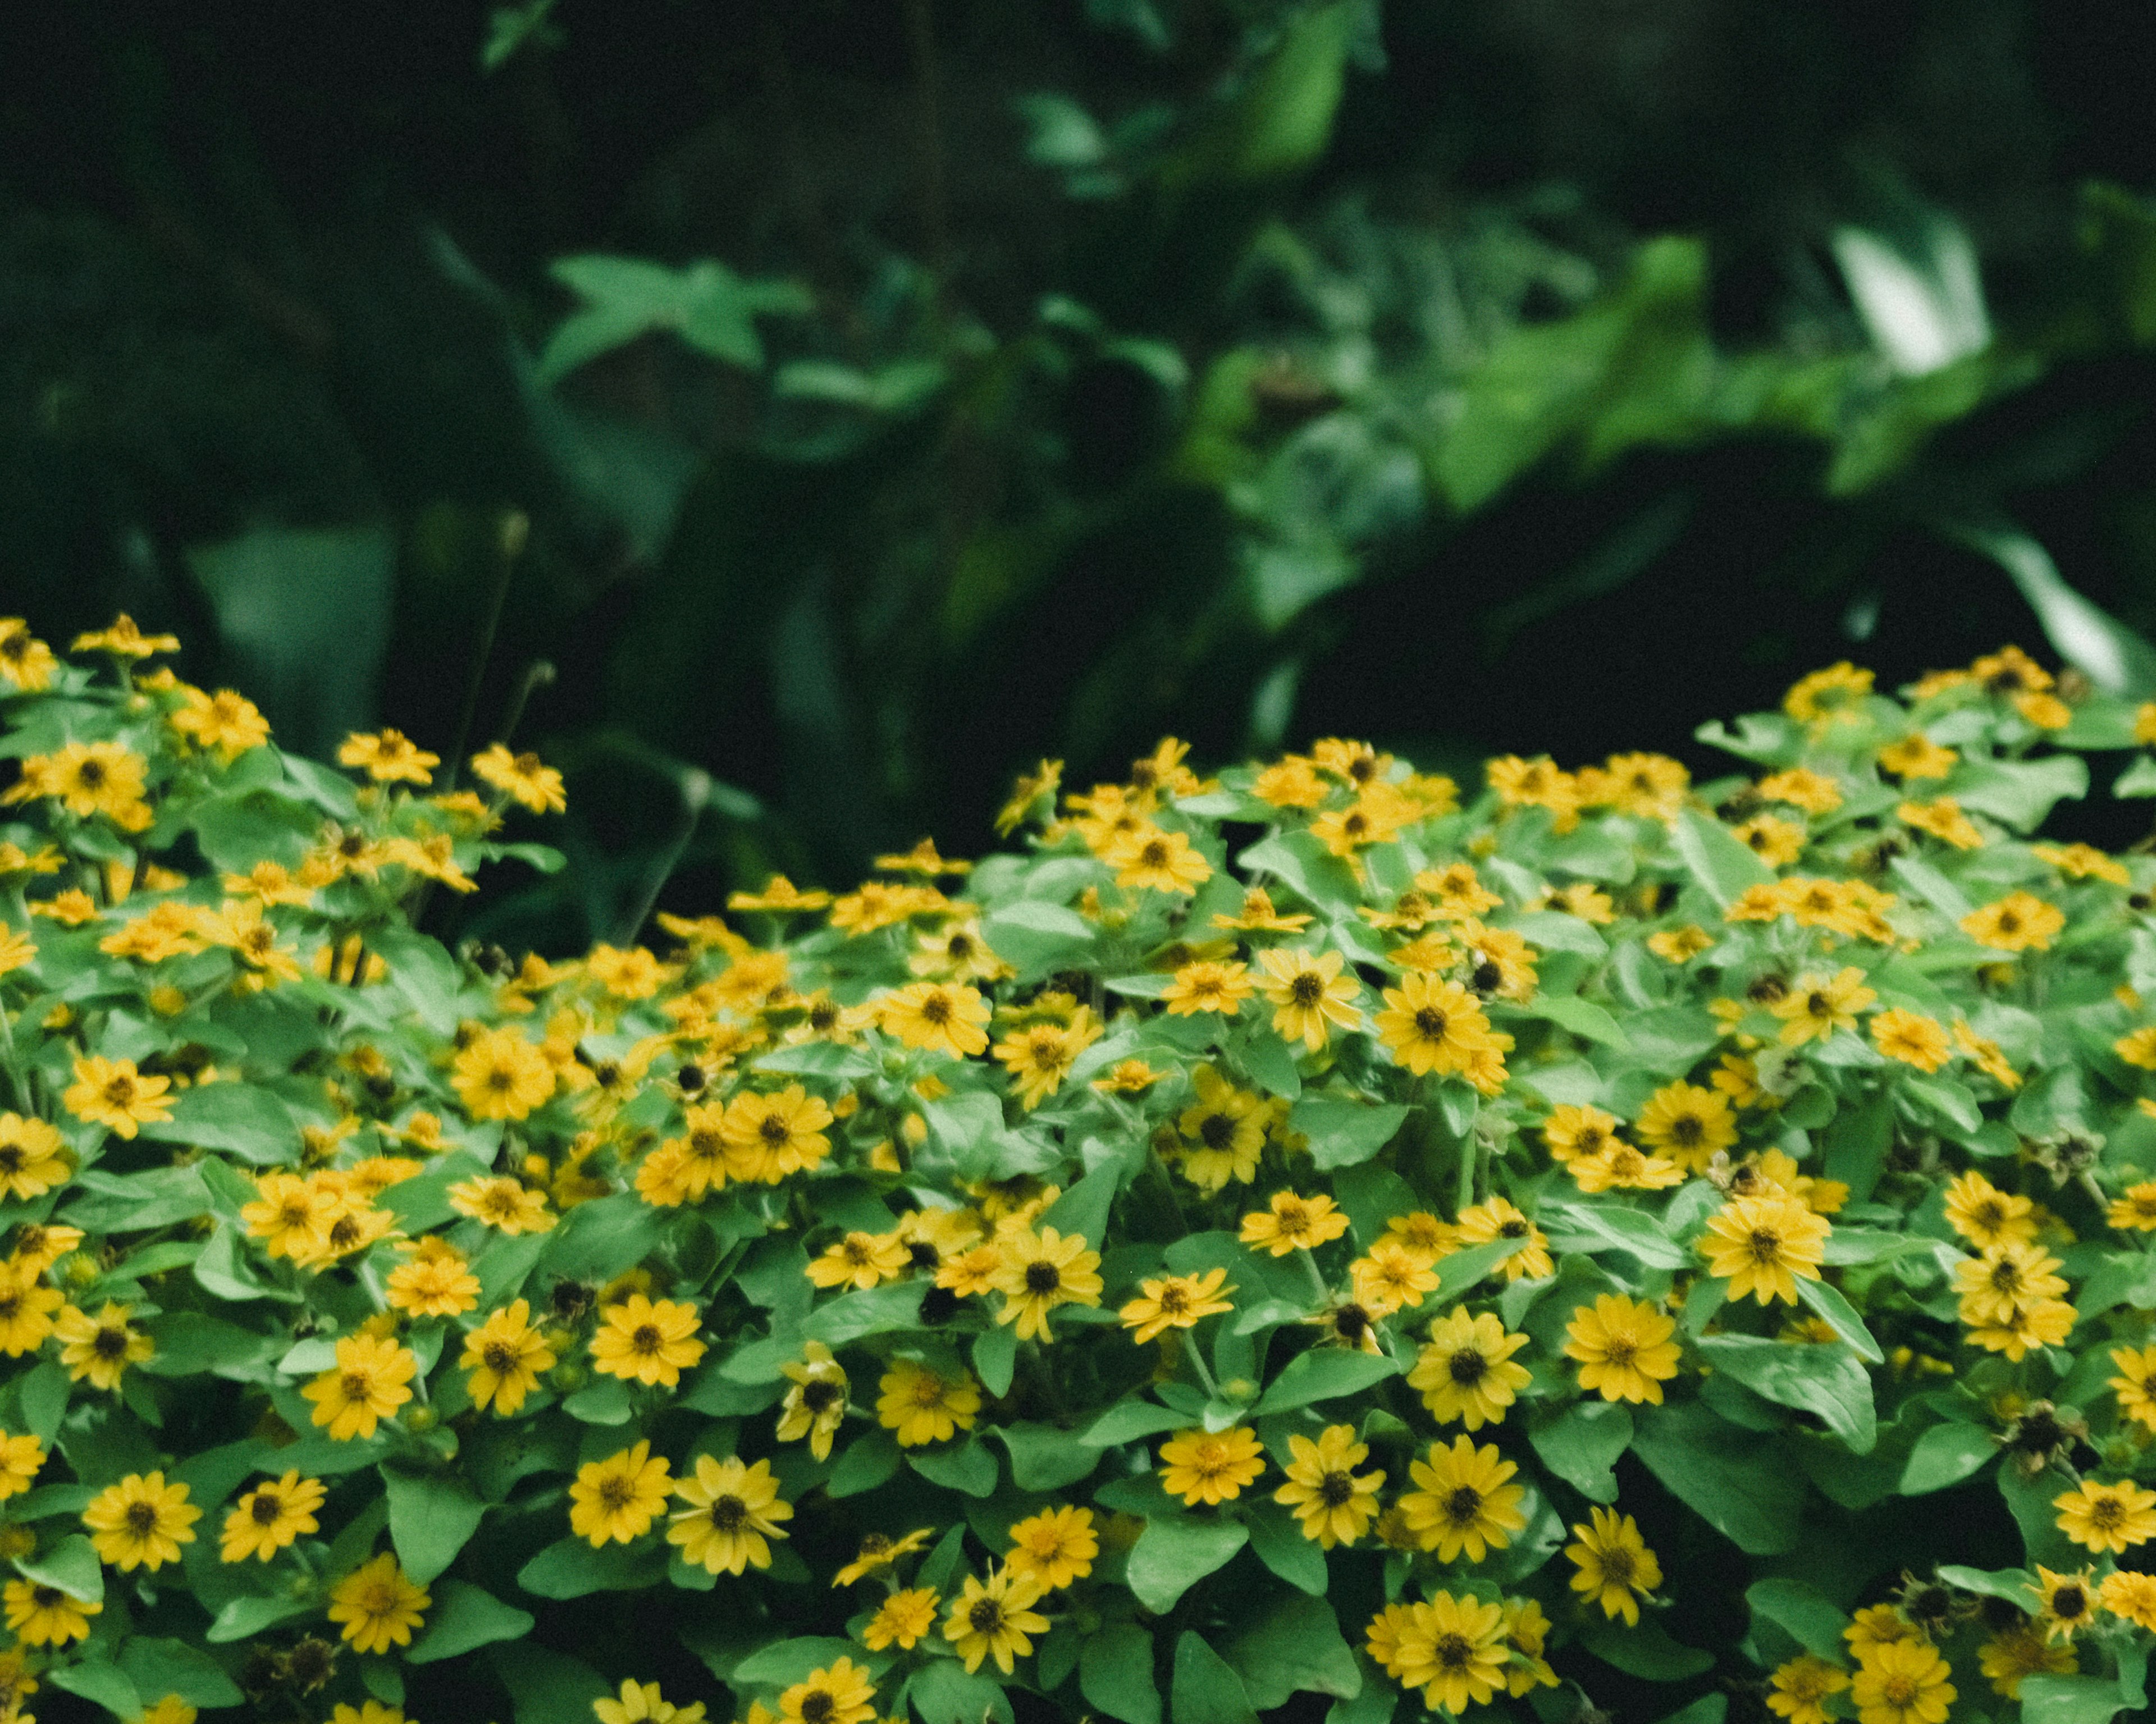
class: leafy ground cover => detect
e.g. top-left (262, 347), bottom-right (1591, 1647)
top-left (3, 620), bottom-right (2156, 1723)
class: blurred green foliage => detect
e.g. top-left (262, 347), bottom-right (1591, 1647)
top-left (9, 1), bottom-right (2156, 950)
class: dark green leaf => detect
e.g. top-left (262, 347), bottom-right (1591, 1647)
top-left (1289, 1099), bottom-right (1410, 1171)
top-left (1528, 1401), bottom-right (1632, 1505)
top-left (1171, 1631), bottom-right (1261, 1724)
top-left (1251, 1347), bottom-right (1400, 1416)
top-left (1746, 1577), bottom-right (1849, 1660)
top-left (1127, 1516), bottom-right (1249, 1613)
top-left (1221, 1594), bottom-right (1360, 1708)
top-left (385, 1464), bottom-right (487, 1584)
top-left (1694, 1337), bottom-right (1877, 1453)
top-left (1082, 1625), bottom-right (1162, 1724)
top-left (406, 1579), bottom-right (535, 1663)
top-left (1629, 1403), bottom-right (1805, 1554)
top-left (1899, 1420), bottom-right (1997, 1496)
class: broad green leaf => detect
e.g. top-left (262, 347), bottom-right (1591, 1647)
top-left (1899, 1420), bottom-right (1997, 1495)
top-left (1221, 1594), bottom-right (1360, 1708)
top-left (207, 1592), bottom-right (316, 1642)
top-left (541, 255), bottom-right (810, 380)
top-left (48, 1662), bottom-right (141, 1718)
top-left (998, 1422), bottom-right (1102, 1492)
top-left (406, 1579), bottom-right (535, 1663)
top-left (119, 1638), bottom-right (245, 1708)
top-left (15, 1531), bottom-right (102, 1603)
top-left (1577, 1612), bottom-right (1714, 1680)
top-left (981, 900), bottom-right (1097, 981)
top-left (974, 1324), bottom-right (1018, 1398)
top-left (1694, 1337), bottom-right (1877, 1453)
top-left (1672, 808), bottom-right (1775, 909)
top-left (1431, 1238), bottom-right (1525, 1300)
top-left (1082, 1400), bottom-right (1191, 1447)
top-left (1082, 1625), bottom-right (1162, 1724)
top-left (1127, 1516), bottom-right (1249, 1614)
top-left (1540, 1201), bottom-right (1688, 1268)
top-left (1523, 994), bottom-right (1630, 1049)
top-left (1236, 832), bottom-right (1359, 912)
top-left (827, 1431), bottom-right (903, 1499)
top-left (1528, 1401), bottom-right (1632, 1505)
top-left (2019, 1675), bottom-right (2138, 1724)
top-left (806, 1282), bottom-right (926, 1345)
top-left (1795, 1277), bottom-right (1884, 1364)
top-left (1244, 1499), bottom-right (1328, 1594)
top-left (515, 1533), bottom-right (669, 1599)
top-left (910, 1437), bottom-right (999, 1498)
top-left (909, 1656), bottom-right (1015, 1724)
top-left (733, 1637), bottom-right (882, 1686)
top-left (488, 1644), bottom-right (613, 1724)
top-left (1044, 1164), bottom-right (1120, 1256)
top-left (1171, 1631), bottom-right (1261, 1724)
top-left (385, 1464), bottom-right (486, 1584)
top-left (1936, 1563), bottom-right (2035, 1604)
top-left (1251, 1347), bottom-right (1400, 1416)
top-left (1290, 1099), bottom-right (1410, 1170)
top-left (1745, 1577), bottom-right (1850, 1660)
top-left (1629, 1403), bottom-right (1805, 1554)
top-left (1945, 755), bottom-right (2090, 833)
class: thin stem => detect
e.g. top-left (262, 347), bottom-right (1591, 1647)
top-left (1180, 1328), bottom-right (1219, 1399)
top-left (1294, 1246), bottom-right (1329, 1304)
top-left (615, 769), bottom-right (711, 946)
top-left (496, 659), bottom-right (556, 750)
top-left (444, 511), bottom-right (529, 794)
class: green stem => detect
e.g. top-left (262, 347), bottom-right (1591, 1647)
top-left (1294, 1246), bottom-right (1329, 1304)
top-left (1180, 1329), bottom-right (1219, 1399)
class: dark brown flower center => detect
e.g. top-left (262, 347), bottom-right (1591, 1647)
top-left (1024, 1261), bottom-right (1061, 1295)
top-left (1444, 1487), bottom-right (1483, 1525)
top-left (1448, 1349), bottom-right (1487, 1386)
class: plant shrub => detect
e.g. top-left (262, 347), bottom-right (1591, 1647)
top-left (3, 623), bottom-right (2156, 1724)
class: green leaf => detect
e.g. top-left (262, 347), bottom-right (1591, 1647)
top-left (826, 1430), bottom-right (903, 1499)
top-left (807, 1282), bottom-right (926, 1345)
top-left (542, 255), bottom-right (810, 380)
top-left (1171, 1631), bottom-right (1262, 1724)
top-left (1127, 1516), bottom-right (1250, 1614)
top-left (15, 1531), bottom-right (103, 1603)
top-left (1946, 755), bottom-right (2091, 833)
top-left (2116, 756), bottom-right (2156, 798)
top-left (1746, 1577), bottom-right (1849, 1660)
top-left (1221, 1594), bottom-right (1360, 1708)
top-left (1794, 1277), bottom-right (1884, 1364)
top-left (736, 1638), bottom-right (876, 1686)
top-left (1540, 1201), bottom-right (1688, 1269)
top-left (1629, 1402), bottom-right (1805, 1554)
top-left (1290, 1099), bottom-right (1410, 1171)
top-left (981, 900), bottom-right (1097, 981)
top-left (515, 1533), bottom-right (669, 1599)
top-left (207, 1592), bottom-right (317, 1642)
top-left (1044, 1165), bottom-right (1120, 1259)
top-left (118, 1638), bottom-right (245, 1708)
top-left (1431, 1238), bottom-right (1525, 1300)
top-left (482, 0), bottom-right (559, 71)
top-left (1577, 1612), bottom-right (1714, 1679)
top-left (1082, 1625), bottom-right (1162, 1724)
top-left (1244, 1500), bottom-right (1328, 1594)
top-left (999, 1422), bottom-right (1102, 1492)
top-left (488, 1644), bottom-right (613, 1724)
top-left (48, 1662), bottom-right (142, 1719)
top-left (1650, 1701), bottom-right (1727, 1724)
top-left (1084, 1400), bottom-right (1196, 1447)
top-left (1528, 1401), bottom-right (1633, 1505)
top-left (17, 1360), bottom-right (70, 1442)
top-left (974, 1324), bottom-right (1018, 1398)
top-left (2020, 1675), bottom-right (2139, 1724)
top-left (1522, 994), bottom-right (1632, 1049)
top-left (1936, 1563), bottom-right (2035, 1604)
top-left (1672, 808), bottom-right (1776, 909)
top-left (1899, 1420), bottom-right (1997, 1495)
top-left (1938, 515), bottom-right (2156, 698)
top-left (1236, 831), bottom-right (1360, 913)
top-left (139, 1311), bottom-right (277, 1378)
top-left (406, 1578), bottom-right (535, 1663)
top-left (1251, 1347), bottom-right (1400, 1416)
top-left (908, 1656), bottom-right (1015, 1724)
top-left (385, 1465), bottom-right (486, 1585)
top-left (1694, 1337), bottom-right (1877, 1453)
top-left (910, 1437), bottom-right (999, 1498)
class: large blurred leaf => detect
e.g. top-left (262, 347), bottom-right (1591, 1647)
top-left (541, 257), bottom-right (812, 382)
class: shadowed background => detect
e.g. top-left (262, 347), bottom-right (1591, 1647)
top-left (6, 0), bottom-right (2156, 953)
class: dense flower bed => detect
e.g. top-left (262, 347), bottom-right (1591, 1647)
top-left (2, 618), bottom-right (2156, 1724)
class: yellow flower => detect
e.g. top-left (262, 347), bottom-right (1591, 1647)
top-left (134, 1696), bottom-right (200, 1724)
top-left (1871, 1008), bottom-right (1951, 1072)
top-left (1175, 1064), bottom-right (1267, 1191)
top-left (1005, 1505), bottom-right (1097, 1589)
top-left (876, 1359), bottom-right (982, 1447)
top-left (2, 1575), bottom-right (99, 1644)
top-left (1849, 1637), bottom-right (1955, 1724)
top-left (0, 619), bottom-right (58, 689)
top-left (472, 743), bottom-right (567, 812)
top-left (943, 1567), bottom-right (1050, 1675)
top-left (1952, 1239), bottom-right (2067, 1327)
top-left (0, 1429), bottom-right (44, 1500)
top-left (1409, 1307), bottom-right (1532, 1429)
top-left (1255, 946), bottom-right (1360, 1051)
top-left (12, 740), bottom-right (153, 829)
top-left (2100, 1568), bottom-right (2156, 1631)
top-left (1454, 1197), bottom-right (1551, 1280)
top-left (1564, 1293), bottom-right (1682, 1403)
top-left (2118, 1025), bottom-right (2156, 1069)
top-left (2035, 840), bottom-right (2130, 884)
top-left (990, 1225), bottom-right (1103, 1342)
top-left (1398, 1435), bottom-right (1526, 1562)
top-left (1565, 1506), bottom-right (1661, 1625)
top-left (449, 1174), bottom-right (555, 1234)
top-left (1701, 1193), bottom-right (1830, 1304)
top-left (569, 1441), bottom-right (674, 1546)
top-left (1109, 825), bottom-right (1211, 894)
top-left (1633, 1080), bottom-right (1737, 1172)
top-left (461, 1298), bottom-right (558, 1415)
top-left (832, 1528), bottom-right (934, 1586)
top-left (1240, 1190), bottom-right (1349, 1256)
top-left (1770, 966), bottom-right (1877, 1045)
top-left (2053, 1477), bottom-right (2156, 1554)
top-left (808, 1230), bottom-right (910, 1292)
top-left (221, 1470), bottom-right (327, 1562)
top-left (1385, 1592), bottom-right (1509, 1714)
top-left (0, 1261), bottom-right (62, 1356)
top-left (1158, 1425), bottom-right (1266, 1506)
top-left (875, 981), bottom-right (992, 1058)
top-left (992, 1007), bottom-right (1100, 1108)
top-left (1897, 797), bottom-right (1983, 849)
top-left (55, 1300), bottom-right (155, 1391)
top-left (1767, 1655), bottom-right (1850, 1724)
top-left (338, 728), bottom-right (439, 784)
top-left (1961, 890), bottom-right (2064, 953)
top-left (63, 1054), bottom-right (174, 1137)
top-left (301, 1332), bottom-right (418, 1439)
top-left (1349, 1243), bottom-right (1441, 1315)
top-left (82, 1471), bottom-right (199, 1571)
top-left (778, 1659), bottom-right (878, 1724)
top-left (1878, 733), bottom-right (1956, 779)
top-left (1372, 972), bottom-right (1495, 1078)
top-left (590, 1295), bottom-right (706, 1387)
top-left (668, 1454), bottom-right (792, 1574)
top-left (1784, 660), bottom-right (1872, 722)
top-left (385, 1245), bottom-right (481, 1318)
top-left (864, 1588), bottom-right (941, 1652)
top-left (73, 613), bottom-right (179, 657)
top-left (776, 1341), bottom-right (849, 1460)
top-left (326, 1551), bottom-right (430, 1653)
top-left (996, 758), bottom-right (1063, 833)
top-left (1120, 1267), bottom-right (1235, 1342)
top-left (1273, 1425), bottom-right (1383, 1549)
top-left (592, 1679), bottom-right (709, 1724)
top-left (170, 686), bottom-right (270, 761)
top-left (1976, 1621), bottom-right (2072, 1699)
top-left (1647, 923), bottom-right (1716, 962)
top-left (721, 1085), bottom-right (834, 1182)
top-left (2031, 1565), bottom-right (2099, 1643)
top-left (451, 1027), bottom-right (556, 1121)
top-left (0, 1113), bottom-right (67, 1201)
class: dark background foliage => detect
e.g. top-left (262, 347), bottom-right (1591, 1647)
top-left (8, 0), bottom-right (2156, 949)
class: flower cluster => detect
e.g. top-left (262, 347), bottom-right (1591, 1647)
top-left (6, 622), bottom-right (2156, 1724)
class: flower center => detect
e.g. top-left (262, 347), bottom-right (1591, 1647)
top-left (631, 1324), bottom-right (664, 1355)
top-left (252, 1493), bottom-right (284, 1524)
top-left (1448, 1349), bottom-right (1487, 1386)
top-left (800, 1694), bottom-right (835, 1724)
top-left (483, 1342), bottom-right (518, 1373)
top-left (1199, 1113), bottom-right (1235, 1149)
top-left (709, 1495), bottom-right (746, 1532)
top-left (970, 1599), bottom-right (1004, 1634)
top-left (1434, 1634), bottom-right (1474, 1671)
top-left (1444, 1486), bottom-right (1484, 1526)
top-left (1319, 1471), bottom-right (1355, 1506)
top-left (1024, 1261), bottom-right (1062, 1295)
top-left (802, 1379), bottom-right (843, 1412)
top-left (1747, 1229), bottom-right (1784, 1264)
top-left (1290, 974), bottom-right (1323, 1005)
top-left (125, 1501), bottom-right (159, 1534)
